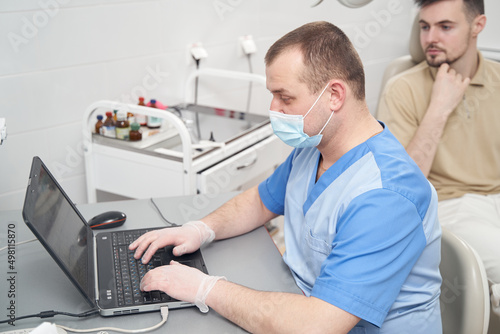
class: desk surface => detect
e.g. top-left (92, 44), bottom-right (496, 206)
top-left (0, 192), bottom-right (300, 333)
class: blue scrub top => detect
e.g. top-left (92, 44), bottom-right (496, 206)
top-left (258, 123), bottom-right (442, 333)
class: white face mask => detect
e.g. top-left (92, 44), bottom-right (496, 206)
top-left (269, 84), bottom-right (333, 148)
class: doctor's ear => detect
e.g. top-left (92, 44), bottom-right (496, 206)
top-left (325, 81), bottom-right (346, 111)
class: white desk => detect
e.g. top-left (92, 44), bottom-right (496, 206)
top-left (0, 192), bottom-right (301, 333)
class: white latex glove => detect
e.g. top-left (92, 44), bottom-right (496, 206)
top-left (129, 220), bottom-right (215, 263)
top-left (140, 260), bottom-right (226, 313)
top-left (184, 220), bottom-right (216, 249)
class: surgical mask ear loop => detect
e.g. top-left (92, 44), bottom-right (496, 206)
top-left (303, 84), bottom-right (330, 119)
top-left (317, 110), bottom-right (335, 135)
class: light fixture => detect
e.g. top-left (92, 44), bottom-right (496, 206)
top-left (312, 0), bottom-right (373, 8)
top-left (338, 0), bottom-right (373, 8)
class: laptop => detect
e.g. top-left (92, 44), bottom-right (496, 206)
top-left (22, 156), bottom-right (209, 316)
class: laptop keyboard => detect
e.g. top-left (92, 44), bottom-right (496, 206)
top-left (112, 229), bottom-right (175, 307)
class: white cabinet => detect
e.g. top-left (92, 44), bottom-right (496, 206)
top-left (83, 101), bottom-right (291, 203)
top-left (197, 135), bottom-right (285, 194)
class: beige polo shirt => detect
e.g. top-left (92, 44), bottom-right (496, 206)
top-left (377, 52), bottom-right (500, 201)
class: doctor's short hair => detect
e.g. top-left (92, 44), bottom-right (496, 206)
top-left (265, 21), bottom-right (365, 101)
top-left (414, 0), bottom-right (484, 22)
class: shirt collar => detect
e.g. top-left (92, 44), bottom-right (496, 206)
top-left (428, 51), bottom-right (485, 87)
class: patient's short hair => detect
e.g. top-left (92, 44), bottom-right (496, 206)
top-left (414, 0), bottom-right (484, 22)
top-left (265, 21), bottom-right (365, 101)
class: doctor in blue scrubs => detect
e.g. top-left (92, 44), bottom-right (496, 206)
top-left (131, 21), bottom-right (443, 333)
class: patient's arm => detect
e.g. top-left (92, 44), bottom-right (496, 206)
top-left (405, 63), bottom-right (469, 176)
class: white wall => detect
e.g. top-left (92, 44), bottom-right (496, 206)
top-left (479, 0), bottom-right (500, 60)
top-left (0, 0), bottom-right (416, 211)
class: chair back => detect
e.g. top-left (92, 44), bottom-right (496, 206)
top-left (440, 227), bottom-right (490, 334)
top-left (379, 14), bottom-right (425, 91)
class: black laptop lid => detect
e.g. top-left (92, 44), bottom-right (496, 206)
top-left (22, 156), bottom-right (96, 308)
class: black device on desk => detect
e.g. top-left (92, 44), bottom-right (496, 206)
top-left (88, 211), bottom-right (126, 229)
top-left (21, 156), bottom-right (209, 316)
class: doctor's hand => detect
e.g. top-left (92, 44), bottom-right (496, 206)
top-left (129, 220), bottom-right (215, 264)
top-left (141, 260), bottom-right (226, 313)
top-left (429, 63), bottom-right (470, 118)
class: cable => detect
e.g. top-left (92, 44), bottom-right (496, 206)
top-left (0, 238), bottom-right (37, 252)
top-left (0, 308), bottom-right (99, 325)
top-left (193, 57), bottom-right (202, 140)
top-left (57, 306), bottom-right (169, 333)
top-left (245, 53), bottom-right (254, 113)
top-left (194, 57), bottom-right (200, 105)
top-left (150, 198), bottom-right (179, 226)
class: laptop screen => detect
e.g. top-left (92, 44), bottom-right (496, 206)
top-left (22, 157), bottom-right (95, 306)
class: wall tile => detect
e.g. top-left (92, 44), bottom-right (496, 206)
top-left (45, 121), bottom-right (87, 180)
top-left (0, 123), bottom-right (88, 210)
top-left (479, 0), bottom-right (500, 51)
top-left (0, 63), bottom-right (108, 135)
top-left (0, 189), bottom-right (25, 212)
top-left (0, 130), bottom-right (51, 195)
top-left (1, 2), bottom-right (163, 77)
top-left (103, 55), bottom-right (174, 106)
top-left (159, 0), bottom-right (262, 49)
top-left (0, 12), bottom-right (44, 76)
top-left (0, 1), bottom-right (45, 12)
top-left (0, 173), bottom-right (89, 212)
top-left (0, 0), bottom-right (145, 13)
